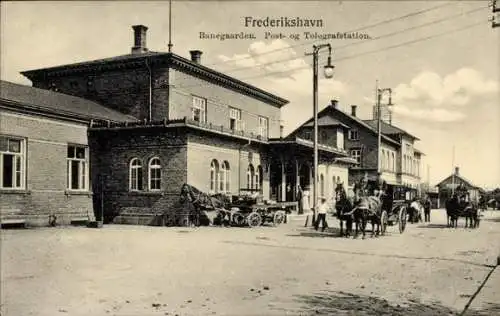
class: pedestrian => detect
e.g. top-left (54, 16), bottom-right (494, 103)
top-left (315, 197), bottom-right (329, 232)
top-left (424, 195), bottom-right (432, 222)
top-left (296, 185), bottom-right (303, 214)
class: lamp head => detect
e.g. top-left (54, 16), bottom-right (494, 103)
top-left (323, 56), bottom-right (335, 78)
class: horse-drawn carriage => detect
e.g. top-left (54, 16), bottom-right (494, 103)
top-left (177, 184), bottom-right (287, 228)
top-left (334, 182), bottom-right (409, 238)
top-left (445, 187), bottom-right (481, 228)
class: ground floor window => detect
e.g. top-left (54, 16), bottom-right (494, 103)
top-left (67, 144), bottom-right (88, 191)
top-left (148, 157), bottom-right (161, 191)
top-left (0, 136), bottom-right (25, 189)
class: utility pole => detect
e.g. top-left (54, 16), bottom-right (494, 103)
top-left (376, 86), bottom-right (393, 174)
top-left (492, 0), bottom-right (500, 28)
top-left (168, 0), bottom-right (174, 52)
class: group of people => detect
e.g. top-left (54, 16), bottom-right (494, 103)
top-left (292, 172), bottom-right (435, 231)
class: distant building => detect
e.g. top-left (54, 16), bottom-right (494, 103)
top-left (435, 166), bottom-right (481, 207)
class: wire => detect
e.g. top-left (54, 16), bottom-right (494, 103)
top-left (205, 5), bottom-right (488, 76)
top-left (200, 2), bottom-right (457, 68)
top-left (174, 19), bottom-right (486, 89)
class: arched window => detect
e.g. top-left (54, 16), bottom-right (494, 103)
top-left (247, 164), bottom-right (255, 190)
top-left (320, 174), bottom-right (325, 198)
top-left (148, 157), bottom-right (161, 191)
top-left (210, 159), bottom-right (219, 193)
top-left (256, 165), bottom-right (263, 193)
top-left (222, 161), bottom-right (230, 193)
top-left (386, 152), bottom-right (390, 171)
top-left (129, 158), bottom-right (143, 191)
top-left (219, 162), bottom-right (226, 193)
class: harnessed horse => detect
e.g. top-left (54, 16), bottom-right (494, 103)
top-left (351, 191), bottom-right (383, 239)
top-left (445, 194), bottom-right (480, 228)
top-left (179, 183), bottom-right (231, 226)
top-left (334, 183), bottom-right (354, 237)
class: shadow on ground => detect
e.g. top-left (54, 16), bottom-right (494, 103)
top-left (415, 223), bottom-right (450, 229)
top-left (286, 227), bottom-right (380, 239)
top-left (294, 291), bottom-right (500, 316)
top-left (484, 217), bottom-right (500, 223)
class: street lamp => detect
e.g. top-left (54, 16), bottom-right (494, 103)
top-left (306, 44), bottom-right (334, 225)
top-left (376, 87), bottom-right (393, 174)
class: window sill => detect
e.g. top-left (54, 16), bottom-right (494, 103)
top-left (129, 191), bottom-right (165, 196)
top-left (0, 189), bottom-right (30, 195)
top-left (65, 190), bottom-right (93, 197)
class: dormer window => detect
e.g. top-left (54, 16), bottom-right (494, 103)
top-left (348, 129), bottom-right (359, 140)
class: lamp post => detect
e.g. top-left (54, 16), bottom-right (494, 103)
top-left (306, 44), bottom-right (335, 224)
top-left (376, 87), bottom-right (393, 174)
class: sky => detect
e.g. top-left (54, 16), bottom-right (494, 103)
top-left (1, 1), bottom-right (499, 188)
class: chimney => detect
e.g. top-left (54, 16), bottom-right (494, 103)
top-left (351, 105), bottom-right (357, 117)
top-left (131, 25), bottom-right (148, 54)
top-left (330, 99), bottom-right (339, 109)
top-left (454, 167), bottom-right (459, 176)
top-left (190, 50), bottom-right (203, 64)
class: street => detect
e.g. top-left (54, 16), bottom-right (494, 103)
top-left (1, 209), bottom-right (499, 316)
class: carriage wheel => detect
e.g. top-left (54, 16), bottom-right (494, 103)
top-left (398, 207), bottom-right (407, 234)
top-left (247, 212), bottom-right (262, 228)
top-left (380, 210), bottom-right (388, 235)
top-left (232, 212), bottom-right (246, 226)
top-left (273, 211), bottom-right (286, 226)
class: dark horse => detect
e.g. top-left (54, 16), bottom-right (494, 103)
top-left (179, 183), bottom-right (231, 226)
top-left (352, 195), bottom-right (383, 239)
top-left (334, 183), bottom-right (353, 237)
top-left (445, 195), bottom-right (480, 228)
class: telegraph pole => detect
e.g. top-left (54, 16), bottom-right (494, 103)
top-left (492, 0), bottom-right (500, 28)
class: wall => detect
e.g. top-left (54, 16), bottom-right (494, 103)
top-left (88, 126), bottom-right (188, 224)
top-left (186, 133), bottom-right (270, 199)
top-left (0, 110), bottom-right (94, 226)
top-left (169, 68), bottom-right (281, 138)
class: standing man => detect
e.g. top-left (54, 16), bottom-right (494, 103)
top-left (423, 195), bottom-right (432, 222)
top-left (315, 197), bottom-right (329, 232)
top-left (297, 185), bottom-right (303, 214)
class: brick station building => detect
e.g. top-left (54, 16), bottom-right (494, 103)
top-left (0, 80), bottom-right (135, 226)
top-left (16, 25), bottom-right (353, 225)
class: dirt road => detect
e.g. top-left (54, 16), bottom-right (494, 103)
top-left (1, 209), bottom-right (499, 316)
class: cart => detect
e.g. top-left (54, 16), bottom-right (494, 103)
top-left (378, 184), bottom-right (409, 235)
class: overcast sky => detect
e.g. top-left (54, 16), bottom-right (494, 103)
top-left (1, 1), bottom-right (499, 188)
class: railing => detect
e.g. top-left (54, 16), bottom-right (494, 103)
top-left (89, 117), bottom-right (269, 142)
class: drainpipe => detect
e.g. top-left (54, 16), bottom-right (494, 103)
top-left (238, 138), bottom-right (252, 195)
top-left (145, 59), bottom-right (153, 122)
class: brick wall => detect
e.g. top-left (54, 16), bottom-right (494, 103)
top-left (169, 68), bottom-right (282, 138)
top-left (0, 110), bottom-right (93, 226)
top-left (88, 126), bottom-right (188, 223)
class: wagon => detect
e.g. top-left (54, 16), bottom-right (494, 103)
top-left (378, 184), bottom-right (410, 235)
top-left (229, 203), bottom-right (287, 227)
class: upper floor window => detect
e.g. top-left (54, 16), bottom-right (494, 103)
top-left (0, 136), bottom-right (25, 189)
top-left (336, 129), bottom-right (344, 150)
top-left (304, 131), bottom-right (311, 140)
top-left (148, 157), bottom-right (161, 191)
top-left (229, 107), bottom-right (241, 131)
top-left (348, 129), bottom-right (359, 140)
top-left (320, 131), bottom-right (328, 143)
top-left (258, 116), bottom-right (268, 138)
top-left (67, 145), bottom-right (88, 191)
top-left (391, 152), bottom-right (395, 172)
top-left (350, 149), bottom-right (361, 164)
top-left (129, 158), bottom-right (143, 191)
top-left (405, 144), bottom-right (411, 153)
top-left (192, 96), bottom-right (207, 123)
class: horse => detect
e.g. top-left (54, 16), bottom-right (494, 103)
top-left (334, 183), bottom-right (354, 237)
top-left (179, 183), bottom-right (231, 226)
top-left (461, 200), bottom-right (480, 229)
top-left (351, 194), bottom-right (383, 239)
top-left (445, 196), bottom-right (460, 228)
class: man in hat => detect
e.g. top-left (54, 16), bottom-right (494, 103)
top-left (315, 197), bottom-right (329, 232)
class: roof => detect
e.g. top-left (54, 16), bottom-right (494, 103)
top-left (363, 119), bottom-right (420, 140)
top-left (413, 148), bottom-right (424, 156)
top-left (302, 115), bottom-right (350, 128)
top-left (20, 52), bottom-right (289, 108)
top-left (435, 173), bottom-right (479, 189)
top-left (288, 105), bottom-right (401, 146)
top-left (0, 80), bottom-right (136, 122)
top-left (268, 136), bottom-right (350, 157)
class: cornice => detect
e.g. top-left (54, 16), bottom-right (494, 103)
top-left (21, 53), bottom-right (289, 108)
